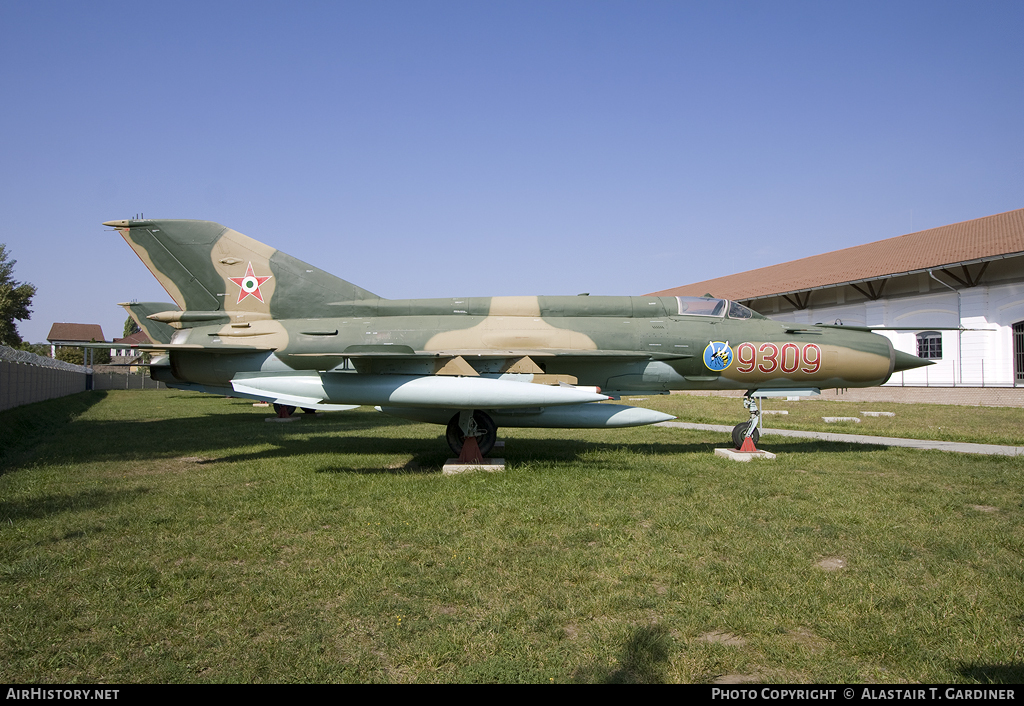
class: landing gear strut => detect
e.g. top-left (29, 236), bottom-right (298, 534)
top-left (731, 393), bottom-right (761, 451)
top-left (446, 410), bottom-right (498, 459)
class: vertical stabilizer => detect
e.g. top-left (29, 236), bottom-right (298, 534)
top-left (104, 219), bottom-right (380, 318)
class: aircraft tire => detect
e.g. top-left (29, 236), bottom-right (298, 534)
top-left (732, 423), bottom-right (759, 449)
top-left (446, 411), bottom-right (498, 457)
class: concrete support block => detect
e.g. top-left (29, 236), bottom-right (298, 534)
top-left (714, 448), bottom-right (777, 462)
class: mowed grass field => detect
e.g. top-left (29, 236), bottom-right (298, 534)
top-left (1, 390), bottom-right (1023, 683)
top-left (645, 391), bottom-right (1024, 447)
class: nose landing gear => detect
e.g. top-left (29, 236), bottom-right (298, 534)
top-left (731, 393), bottom-right (762, 452)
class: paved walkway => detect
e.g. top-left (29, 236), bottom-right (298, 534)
top-left (655, 422), bottom-right (1024, 457)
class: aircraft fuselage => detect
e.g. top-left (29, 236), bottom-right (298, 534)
top-left (107, 218), bottom-right (930, 451)
top-left (161, 294), bottom-right (897, 394)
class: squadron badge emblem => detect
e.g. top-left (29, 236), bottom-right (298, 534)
top-left (703, 341), bottom-right (733, 371)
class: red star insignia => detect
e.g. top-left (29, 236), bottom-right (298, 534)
top-left (228, 262), bottom-right (273, 304)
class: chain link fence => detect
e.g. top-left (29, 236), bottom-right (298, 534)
top-left (0, 345), bottom-right (88, 373)
top-left (1, 345), bottom-right (88, 411)
top-left (0, 346), bottom-right (167, 411)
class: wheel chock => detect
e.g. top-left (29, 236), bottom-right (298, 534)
top-left (444, 436), bottom-right (506, 474)
top-left (457, 435), bottom-right (485, 464)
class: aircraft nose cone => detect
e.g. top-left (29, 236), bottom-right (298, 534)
top-left (893, 349), bottom-right (934, 372)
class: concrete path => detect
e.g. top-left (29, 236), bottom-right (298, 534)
top-left (655, 422), bottom-right (1024, 457)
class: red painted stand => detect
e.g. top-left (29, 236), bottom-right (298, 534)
top-left (457, 435), bottom-right (485, 464)
top-left (738, 436), bottom-right (759, 453)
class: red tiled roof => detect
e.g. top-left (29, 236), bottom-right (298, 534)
top-left (47, 323), bottom-right (106, 343)
top-left (648, 208), bottom-right (1024, 300)
top-left (112, 331), bottom-right (151, 346)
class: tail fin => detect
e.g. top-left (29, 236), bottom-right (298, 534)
top-left (104, 219), bottom-right (380, 318)
top-left (120, 302), bottom-right (179, 344)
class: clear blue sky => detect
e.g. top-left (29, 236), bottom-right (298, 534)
top-left (2, 1), bottom-right (1022, 343)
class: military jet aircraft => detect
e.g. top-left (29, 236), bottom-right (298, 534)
top-left (104, 219), bottom-right (932, 457)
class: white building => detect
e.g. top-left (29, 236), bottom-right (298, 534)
top-left (651, 208), bottom-right (1024, 387)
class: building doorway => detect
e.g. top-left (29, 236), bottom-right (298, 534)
top-left (1015, 320), bottom-right (1024, 386)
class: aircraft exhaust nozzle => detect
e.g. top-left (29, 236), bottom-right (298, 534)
top-left (892, 349), bottom-right (934, 373)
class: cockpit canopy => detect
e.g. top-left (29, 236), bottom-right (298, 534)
top-left (675, 296), bottom-right (759, 320)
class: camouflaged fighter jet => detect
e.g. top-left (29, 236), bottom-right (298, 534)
top-left (105, 219), bottom-right (933, 456)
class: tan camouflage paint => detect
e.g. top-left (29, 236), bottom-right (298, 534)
top-left (425, 296), bottom-right (599, 351)
top-left (717, 342), bottom-right (890, 384)
top-left (210, 228), bottom-right (279, 316)
top-left (115, 227), bottom-right (188, 309)
top-left (115, 224), bottom-right (290, 351)
top-left (501, 356), bottom-right (545, 374)
top-left (194, 229), bottom-right (291, 350)
top-left (208, 318), bottom-right (291, 352)
top-left (106, 219), bottom-right (931, 405)
top-left (433, 356), bottom-right (479, 376)
top-left (488, 296), bottom-right (542, 317)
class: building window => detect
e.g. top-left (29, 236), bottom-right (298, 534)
top-left (917, 331), bottom-right (942, 359)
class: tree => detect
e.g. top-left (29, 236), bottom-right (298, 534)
top-left (55, 346), bottom-right (84, 365)
top-left (55, 340), bottom-right (110, 366)
top-left (120, 314), bottom-right (150, 366)
top-left (90, 340), bottom-right (111, 365)
top-left (0, 243), bottom-right (36, 347)
top-left (18, 342), bottom-right (50, 356)
top-left (124, 315), bottom-right (140, 338)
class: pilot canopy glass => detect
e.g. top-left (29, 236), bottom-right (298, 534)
top-left (727, 301), bottom-right (754, 319)
top-left (675, 296), bottom-right (726, 317)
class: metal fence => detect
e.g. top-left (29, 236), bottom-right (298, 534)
top-left (0, 345), bottom-right (88, 411)
top-left (92, 372), bottom-right (166, 390)
top-left (0, 346), bottom-right (167, 411)
top-left (0, 345), bottom-right (88, 373)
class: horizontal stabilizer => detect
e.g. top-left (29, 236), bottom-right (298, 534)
top-left (120, 302), bottom-right (179, 344)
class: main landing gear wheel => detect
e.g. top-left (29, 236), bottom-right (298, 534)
top-left (446, 411), bottom-right (498, 457)
top-left (732, 423), bottom-right (760, 450)
top-left (273, 403), bottom-right (296, 418)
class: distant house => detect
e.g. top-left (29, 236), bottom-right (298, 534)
top-left (112, 330), bottom-right (150, 356)
top-left (111, 330), bottom-right (152, 370)
top-left (46, 323), bottom-right (106, 359)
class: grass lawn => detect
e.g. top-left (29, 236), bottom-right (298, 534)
top-left (1, 390), bottom-right (1022, 683)
top-left (641, 392), bottom-right (1024, 447)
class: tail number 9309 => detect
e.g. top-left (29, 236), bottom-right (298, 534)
top-left (735, 342), bottom-right (822, 375)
